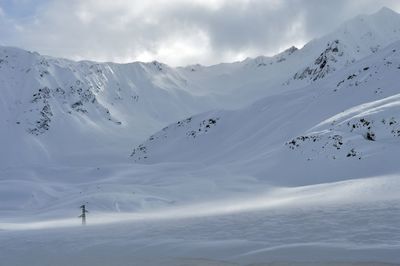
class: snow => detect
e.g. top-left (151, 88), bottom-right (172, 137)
top-left (1, 174), bottom-right (400, 265)
top-left (1, 7), bottom-right (400, 266)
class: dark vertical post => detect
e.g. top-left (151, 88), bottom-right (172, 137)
top-left (79, 204), bottom-right (88, 225)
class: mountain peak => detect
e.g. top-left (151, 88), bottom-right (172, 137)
top-left (375, 6), bottom-right (399, 16)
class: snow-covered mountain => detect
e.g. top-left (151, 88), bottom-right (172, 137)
top-left (131, 39), bottom-right (400, 184)
top-left (2, 7), bottom-right (400, 169)
top-left (0, 46), bottom-right (216, 167)
top-left (2, 7), bottom-right (400, 266)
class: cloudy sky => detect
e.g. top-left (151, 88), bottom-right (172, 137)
top-left (0, 0), bottom-right (399, 66)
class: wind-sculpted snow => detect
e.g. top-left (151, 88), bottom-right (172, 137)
top-left (1, 175), bottom-right (400, 265)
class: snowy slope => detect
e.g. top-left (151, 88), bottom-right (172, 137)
top-left (288, 94), bottom-right (400, 160)
top-left (0, 46), bottom-right (215, 167)
top-left (131, 40), bottom-right (400, 185)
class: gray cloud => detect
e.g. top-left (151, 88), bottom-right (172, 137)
top-left (1, 0), bottom-right (399, 66)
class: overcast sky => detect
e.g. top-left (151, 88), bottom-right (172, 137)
top-left (0, 0), bottom-right (399, 66)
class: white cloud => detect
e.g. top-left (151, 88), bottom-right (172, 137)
top-left (1, 0), bottom-right (400, 66)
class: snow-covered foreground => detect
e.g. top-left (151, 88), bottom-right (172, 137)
top-left (1, 175), bottom-right (400, 265)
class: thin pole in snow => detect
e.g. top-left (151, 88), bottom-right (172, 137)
top-left (79, 204), bottom-right (88, 225)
